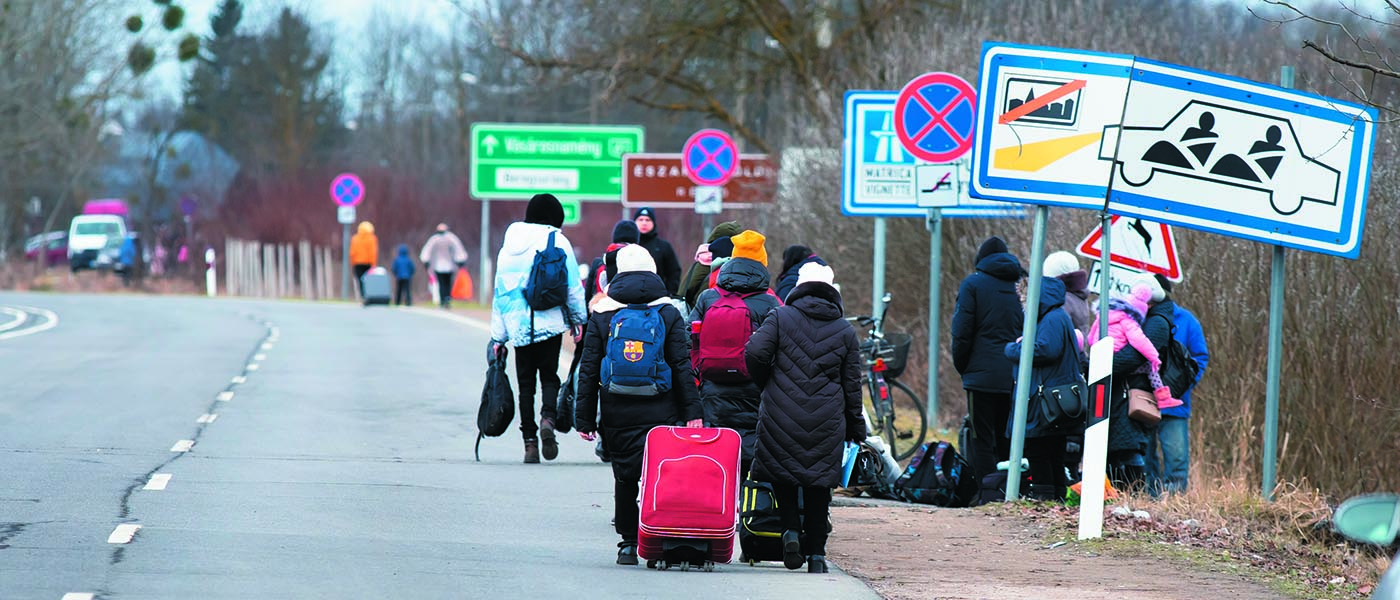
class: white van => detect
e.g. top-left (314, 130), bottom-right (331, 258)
top-left (67, 214), bottom-right (127, 271)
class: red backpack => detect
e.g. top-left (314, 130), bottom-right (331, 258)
top-left (695, 289), bottom-right (760, 383)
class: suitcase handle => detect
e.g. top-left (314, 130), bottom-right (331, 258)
top-left (666, 427), bottom-right (723, 444)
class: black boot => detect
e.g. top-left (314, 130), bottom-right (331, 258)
top-left (807, 555), bottom-right (828, 573)
top-left (1029, 484), bottom-right (1060, 502)
top-left (616, 542), bottom-right (638, 565)
top-left (782, 530), bottom-right (804, 570)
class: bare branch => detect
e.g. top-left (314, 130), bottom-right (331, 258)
top-left (1303, 39), bottom-right (1400, 80)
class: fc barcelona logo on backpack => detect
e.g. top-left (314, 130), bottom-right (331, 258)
top-left (623, 340), bottom-right (646, 362)
top-left (602, 304), bottom-right (671, 395)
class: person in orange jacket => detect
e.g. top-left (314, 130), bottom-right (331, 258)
top-left (349, 221), bottom-right (379, 298)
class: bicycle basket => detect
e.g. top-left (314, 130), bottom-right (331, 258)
top-left (881, 333), bottom-right (913, 379)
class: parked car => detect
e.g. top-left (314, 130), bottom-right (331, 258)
top-left (24, 231), bottom-right (68, 265)
top-left (67, 215), bottom-right (127, 272)
top-left (1332, 494), bottom-right (1399, 599)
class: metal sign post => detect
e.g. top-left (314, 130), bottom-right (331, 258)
top-left (1262, 66), bottom-right (1294, 500)
top-left (479, 199), bottom-right (491, 305)
top-left (330, 173), bottom-right (365, 300)
top-left (926, 209), bottom-right (943, 425)
top-left (1005, 205), bottom-right (1049, 502)
top-left (872, 218), bottom-right (886, 319)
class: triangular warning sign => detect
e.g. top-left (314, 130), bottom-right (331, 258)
top-left (1075, 216), bottom-right (1182, 281)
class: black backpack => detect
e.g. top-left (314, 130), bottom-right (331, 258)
top-left (893, 441), bottom-right (978, 507)
top-left (475, 345), bottom-right (515, 461)
top-left (522, 231), bottom-right (569, 311)
top-left (1155, 316), bottom-right (1200, 398)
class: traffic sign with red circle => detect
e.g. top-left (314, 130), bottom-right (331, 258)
top-left (894, 72), bottom-right (978, 163)
top-left (330, 173), bottom-right (364, 207)
top-left (682, 129), bottom-right (739, 186)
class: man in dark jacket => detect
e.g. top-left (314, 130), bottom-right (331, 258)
top-left (745, 262), bottom-right (866, 573)
top-left (1003, 276), bottom-right (1080, 501)
top-left (680, 220), bottom-right (742, 311)
top-left (689, 230), bottom-right (781, 468)
top-left (633, 207), bottom-right (683, 295)
top-left (574, 245), bottom-right (703, 566)
top-left (950, 236), bottom-right (1026, 482)
top-left (774, 245), bottom-right (828, 302)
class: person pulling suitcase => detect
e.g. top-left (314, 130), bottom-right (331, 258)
top-left (574, 245), bottom-right (703, 566)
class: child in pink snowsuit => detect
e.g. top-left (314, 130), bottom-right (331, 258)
top-left (1087, 284), bottom-right (1182, 409)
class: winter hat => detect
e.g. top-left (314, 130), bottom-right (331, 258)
top-left (633, 207), bottom-right (656, 221)
top-left (796, 262), bottom-right (835, 287)
top-left (708, 221), bottom-right (741, 242)
top-left (1137, 273), bottom-right (1166, 303)
top-left (1043, 251), bottom-right (1080, 279)
top-left (358, 221), bottom-right (374, 234)
top-left (616, 244), bottom-right (657, 274)
top-left (525, 193), bottom-right (565, 228)
top-left (975, 236), bottom-right (1008, 265)
top-left (1127, 284), bottom-right (1153, 317)
top-left (709, 236), bottom-right (735, 260)
top-left (611, 220), bottom-right (640, 244)
top-left (730, 230), bottom-right (768, 266)
top-left (781, 245), bottom-right (813, 276)
top-left (694, 243), bottom-right (714, 266)
top-left (1154, 273), bottom-right (1174, 295)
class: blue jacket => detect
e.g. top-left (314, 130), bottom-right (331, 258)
top-left (391, 244), bottom-right (415, 280)
top-left (1162, 303), bottom-right (1208, 419)
top-left (1004, 277), bottom-right (1082, 438)
top-left (951, 252), bottom-right (1025, 393)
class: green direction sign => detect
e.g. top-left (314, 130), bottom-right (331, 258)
top-left (561, 198), bottom-right (581, 225)
top-left (470, 123), bottom-right (645, 201)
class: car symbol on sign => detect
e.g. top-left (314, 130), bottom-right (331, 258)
top-left (1098, 100), bottom-right (1340, 216)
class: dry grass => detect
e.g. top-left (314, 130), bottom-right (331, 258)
top-left (0, 261), bottom-right (203, 296)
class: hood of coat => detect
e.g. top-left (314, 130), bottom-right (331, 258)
top-left (708, 221), bottom-right (741, 243)
top-left (1036, 276), bottom-right (1067, 320)
top-left (599, 270), bottom-right (670, 308)
top-left (396, 244), bottom-right (409, 257)
top-left (1058, 270), bottom-right (1090, 296)
top-left (787, 281), bottom-right (844, 321)
top-left (716, 257), bottom-right (770, 293)
top-left (357, 222), bottom-right (375, 234)
top-left (499, 221), bottom-right (557, 257)
top-left (975, 236), bottom-right (1008, 265)
top-left (976, 251), bottom-right (1025, 282)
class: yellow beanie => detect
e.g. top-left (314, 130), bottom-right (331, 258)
top-left (730, 230), bottom-right (767, 266)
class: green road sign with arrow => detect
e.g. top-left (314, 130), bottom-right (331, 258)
top-left (470, 123), bottom-right (645, 201)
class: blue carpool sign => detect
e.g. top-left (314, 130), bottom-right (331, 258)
top-left (843, 90), bottom-right (1023, 218)
top-left (971, 42), bottom-right (1377, 258)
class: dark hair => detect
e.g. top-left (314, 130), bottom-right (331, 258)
top-left (780, 245), bottom-right (813, 277)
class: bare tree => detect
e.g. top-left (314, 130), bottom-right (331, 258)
top-left (1253, 1), bottom-right (1400, 115)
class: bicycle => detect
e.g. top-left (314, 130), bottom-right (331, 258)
top-left (849, 292), bottom-right (928, 462)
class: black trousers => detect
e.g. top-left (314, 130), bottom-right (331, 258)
top-left (352, 264), bottom-right (371, 298)
top-left (771, 483), bottom-right (832, 556)
top-left (394, 278), bottom-right (411, 305)
top-left (1025, 434), bottom-right (1068, 493)
top-left (514, 334), bottom-right (562, 441)
top-left (435, 270), bottom-right (454, 307)
top-left (966, 390), bottom-right (1013, 480)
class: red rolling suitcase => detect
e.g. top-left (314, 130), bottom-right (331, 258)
top-left (637, 426), bottom-right (741, 571)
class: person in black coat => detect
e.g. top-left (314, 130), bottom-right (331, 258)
top-left (689, 243), bottom-right (782, 469)
top-left (632, 207), bottom-right (683, 295)
top-left (1003, 276), bottom-right (1083, 501)
top-left (1105, 275), bottom-right (1171, 490)
top-left (585, 220), bottom-right (640, 305)
top-left (744, 263), bottom-right (866, 574)
top-left (950, 236), bottom-right (1026, 482)
top-left (574, 245), bottom-right (703, 566)
top-left (774, 245), bottom-right (828, 302)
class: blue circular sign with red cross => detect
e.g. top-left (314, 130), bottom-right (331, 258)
top-left (894, 72), bottom-right (977, 163)
top-left (329, 173), bottom-right (364, 207)
top-left (682, 129), bottom-right (739, 186)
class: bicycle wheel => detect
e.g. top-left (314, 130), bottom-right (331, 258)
top-left (885, 379), bottom-right (929, 462)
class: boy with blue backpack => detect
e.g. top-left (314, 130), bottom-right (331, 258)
top-left (574, 244), bottom-right (703, 566)
top-left (490, 193), bottom-right (588, 464)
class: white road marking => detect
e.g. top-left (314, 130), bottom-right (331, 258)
top-left (0, 306), bottom-right (27, 332)
top-left (404, 306), bottom-right (493, 333)
top-left (261, 343), bottom-right (272, 350)
top-left (107, 524), bottom-right (141, 544)
top-left (231, 376), bottom-right (246, 384)
top-left (253, 353), bottom-right (266, 361)
top-left (216, 391), bottom-right (234, 402)
top-left (170, 440), bottom-right (194, 452)
top-left (144, 473), bottom-right (172, 491)
top-left (61, 593), bottom-right (94, 600)
top-left (196, 413), bottom-right (219, 424)
top-left (246, 364), bottom-right (259, 371)
top-left (0, 305), bottom-right (58, 341)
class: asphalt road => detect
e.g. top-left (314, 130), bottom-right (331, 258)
top-left (0, 292), bottom-right (880, 600)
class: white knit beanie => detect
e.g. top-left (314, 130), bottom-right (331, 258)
top-left (796, 262), bottom-right (835, 287)
top-left (616, 244), bottom-right (657, 274)
top-left (1135, 272), bottom-right (1166, 303)
top-left (1043, 251), bottom-right (1080, 279)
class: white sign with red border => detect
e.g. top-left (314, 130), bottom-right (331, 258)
top-left (1075, 215), bottom-right (1181, 281)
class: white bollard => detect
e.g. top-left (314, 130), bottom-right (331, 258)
top-left (1078, 337), bottom-right (1116, 540)
top-left (205, 248), bottom-right (217, 297)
